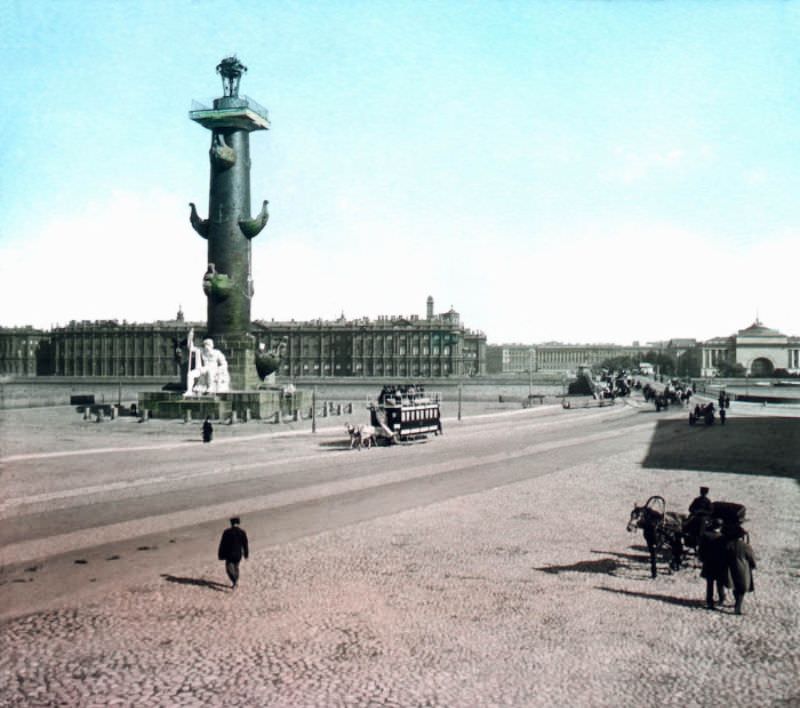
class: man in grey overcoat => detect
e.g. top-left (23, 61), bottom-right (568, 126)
top-left (723, 523), bottom-right (756, 615)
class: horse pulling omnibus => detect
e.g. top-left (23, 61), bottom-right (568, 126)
top-left (368, 384), bottom-right (442, 443)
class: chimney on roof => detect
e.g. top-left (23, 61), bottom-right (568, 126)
top-left (427, 295), bottom-right (434, 320)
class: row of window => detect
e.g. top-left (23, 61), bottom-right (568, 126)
top-left (401, 407), bottom-right (440, 422)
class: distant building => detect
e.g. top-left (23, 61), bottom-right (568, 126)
top-left (254, 299), bottom-right (486, 379)
top-left (534, 343), bottom-right (650, 372)
top-left (49, 316), bottom-right (196, 378)
top-left (700, 320), bottom-right (800, 377)
top-left (1, 299), bottom-right (486, 380)
top-left (0, 326), bottom-right (52, 376)
top-left (486, 344), bottom-right (535, 374)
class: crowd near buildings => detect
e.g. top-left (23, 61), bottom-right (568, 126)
top-left (1, 301), bottom-right (798, 381)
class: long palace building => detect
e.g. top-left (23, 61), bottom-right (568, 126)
top-left (0, 298), bottom-right (487, 380)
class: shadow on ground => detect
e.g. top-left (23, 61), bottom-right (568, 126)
top-left (596, 586), bottom-right (705, 608)
top-left (591, 548), bottom-right (651, 563)
top-left (535, 558), bottom-right (621, 575)
top-left (161, 574), bottom-right (229, 592)
top-left (642, 417), bottom-right (800, 480)
top-left (317, 440), bottom-right (355, 451)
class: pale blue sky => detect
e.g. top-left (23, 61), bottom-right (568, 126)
top-left (1, 1), bottom-right (798, 343)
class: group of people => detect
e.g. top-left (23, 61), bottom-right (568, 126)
top-left (690, 487), bottom-right (756, 615)
top-left (642, 381), bottom-right (694, 412)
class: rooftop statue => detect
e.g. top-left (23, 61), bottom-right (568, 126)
top-left (216, 56), bottom-right (247, 97)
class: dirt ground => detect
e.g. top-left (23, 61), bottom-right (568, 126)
top-left (1, 399), bottom-right (798, 706)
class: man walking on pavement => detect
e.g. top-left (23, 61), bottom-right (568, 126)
top-left (218, 517), bottom-right (249, 589)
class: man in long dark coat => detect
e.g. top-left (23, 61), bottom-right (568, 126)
top-left (202, 417), bottom-right (213, 443)
top-left (724, 524), bottom-right (756, 615)
top-left (698, 518), bottom-right (730, 609)
top-left (218, 517), bottom-right (249, 588)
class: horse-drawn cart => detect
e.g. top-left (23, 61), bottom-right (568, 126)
top-left (628, 495), bottom-right (747, 577)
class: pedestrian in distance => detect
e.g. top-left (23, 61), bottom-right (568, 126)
top-left (218, 517), bottom-right (249, 589)
top-left (720, 407), bottom-right (727, 425)
top-left (698, 517), bottom-right (730, 609)
top-left (723, 523), bottom-right (756, 615)
top-left (202, 416), bottom-right (213, 443)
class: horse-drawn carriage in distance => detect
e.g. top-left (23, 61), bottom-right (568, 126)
top-left (627, 495), bottom-right (747, 577)
top-left (367, 384), bottom-right (442, 444)
top-left (689, 402), bottom-right (716, 426)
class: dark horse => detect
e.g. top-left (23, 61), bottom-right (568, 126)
top-left (627, 496), bottom-right (686, 578)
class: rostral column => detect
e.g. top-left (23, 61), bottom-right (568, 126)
top-left (188, 56), bottom-right (269, 390)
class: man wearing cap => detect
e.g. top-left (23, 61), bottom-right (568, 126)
top-left (698, 518), bottom-right (730, 609)
top-left (689, 486), bottom-right (713, 515)
top-left (217, 517), bottom-right (249, 589)
top-left (686, 486), bottom-right (713, 545)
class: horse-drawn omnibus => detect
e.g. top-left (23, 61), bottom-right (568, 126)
top-left (368, 384), bottom-right (442, 443)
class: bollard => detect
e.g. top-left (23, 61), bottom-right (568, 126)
top-left (110, 406), bottom-right (118, 420)
top-left (95, 412), bottom-right (103, 423)
top-left (336, 404), bottom-right (342, 415)
top-left (184, 410), bottom-right (192, 423)
top-left (346, 402), bottom-right (353, 414)
top-left (230, 411), bottom-right (238, 425)
top-left (83, 408), bottom-right (91, 420)
top-left (244, 408), bottom-right (251, 422)
top-left (322, 405), bottom-right (328, 418)
top-left (293, 409), bottom-right (300, 422)
top-left (273, 411), bottom-right (280, 424)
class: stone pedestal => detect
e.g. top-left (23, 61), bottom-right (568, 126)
top-left (215, 334), bottom-right (260, 391)
top-left (139, 388), bottom-right (308, 420)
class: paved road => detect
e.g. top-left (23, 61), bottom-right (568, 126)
top-left (2, 398), bottom-right (798, 707)
top-left (0, 400), bottom-right (663, 618)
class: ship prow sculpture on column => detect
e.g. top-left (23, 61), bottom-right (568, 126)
top-left (140, 57), bottom-right (303, 421)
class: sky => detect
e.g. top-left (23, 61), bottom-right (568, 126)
top-left (1, 0), bottom-right (798, 345)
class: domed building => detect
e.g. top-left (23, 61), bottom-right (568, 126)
top-left (700, 320), bottom-right (800, 377)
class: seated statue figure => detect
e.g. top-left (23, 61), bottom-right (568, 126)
top-left (186, 338), bottom-right (230, 395)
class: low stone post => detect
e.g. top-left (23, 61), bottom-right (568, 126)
top-left (95, 411), bottom-right (103, 423)
top-left (184, 410), bottom-right (192, 423)
top-left (274, 411), bottom-right (282, 424)
top-left (293, 409), bottom-right (300, 422)
top-left (230, 411), bottom-right (238, 425)
top-left (110, 406), bottom-right (118, 420)
top-left (336, 404), bottom-right (342, 415)
top-left (244, 408), bottom-right (251, 422)
top-left (83, 408), bottom-right (91, 421)
top-left (322, 405), bottom-right (328, 418)
top-left (346, 402), bottom-right (353, 414)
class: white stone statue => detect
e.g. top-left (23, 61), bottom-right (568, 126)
top-left (185, 336), bottom-right (230, 396)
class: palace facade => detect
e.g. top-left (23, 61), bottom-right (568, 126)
top-left (253, 301), bottom-right (486, 379)
top-left (0, 299), bottom-right (486, 380)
